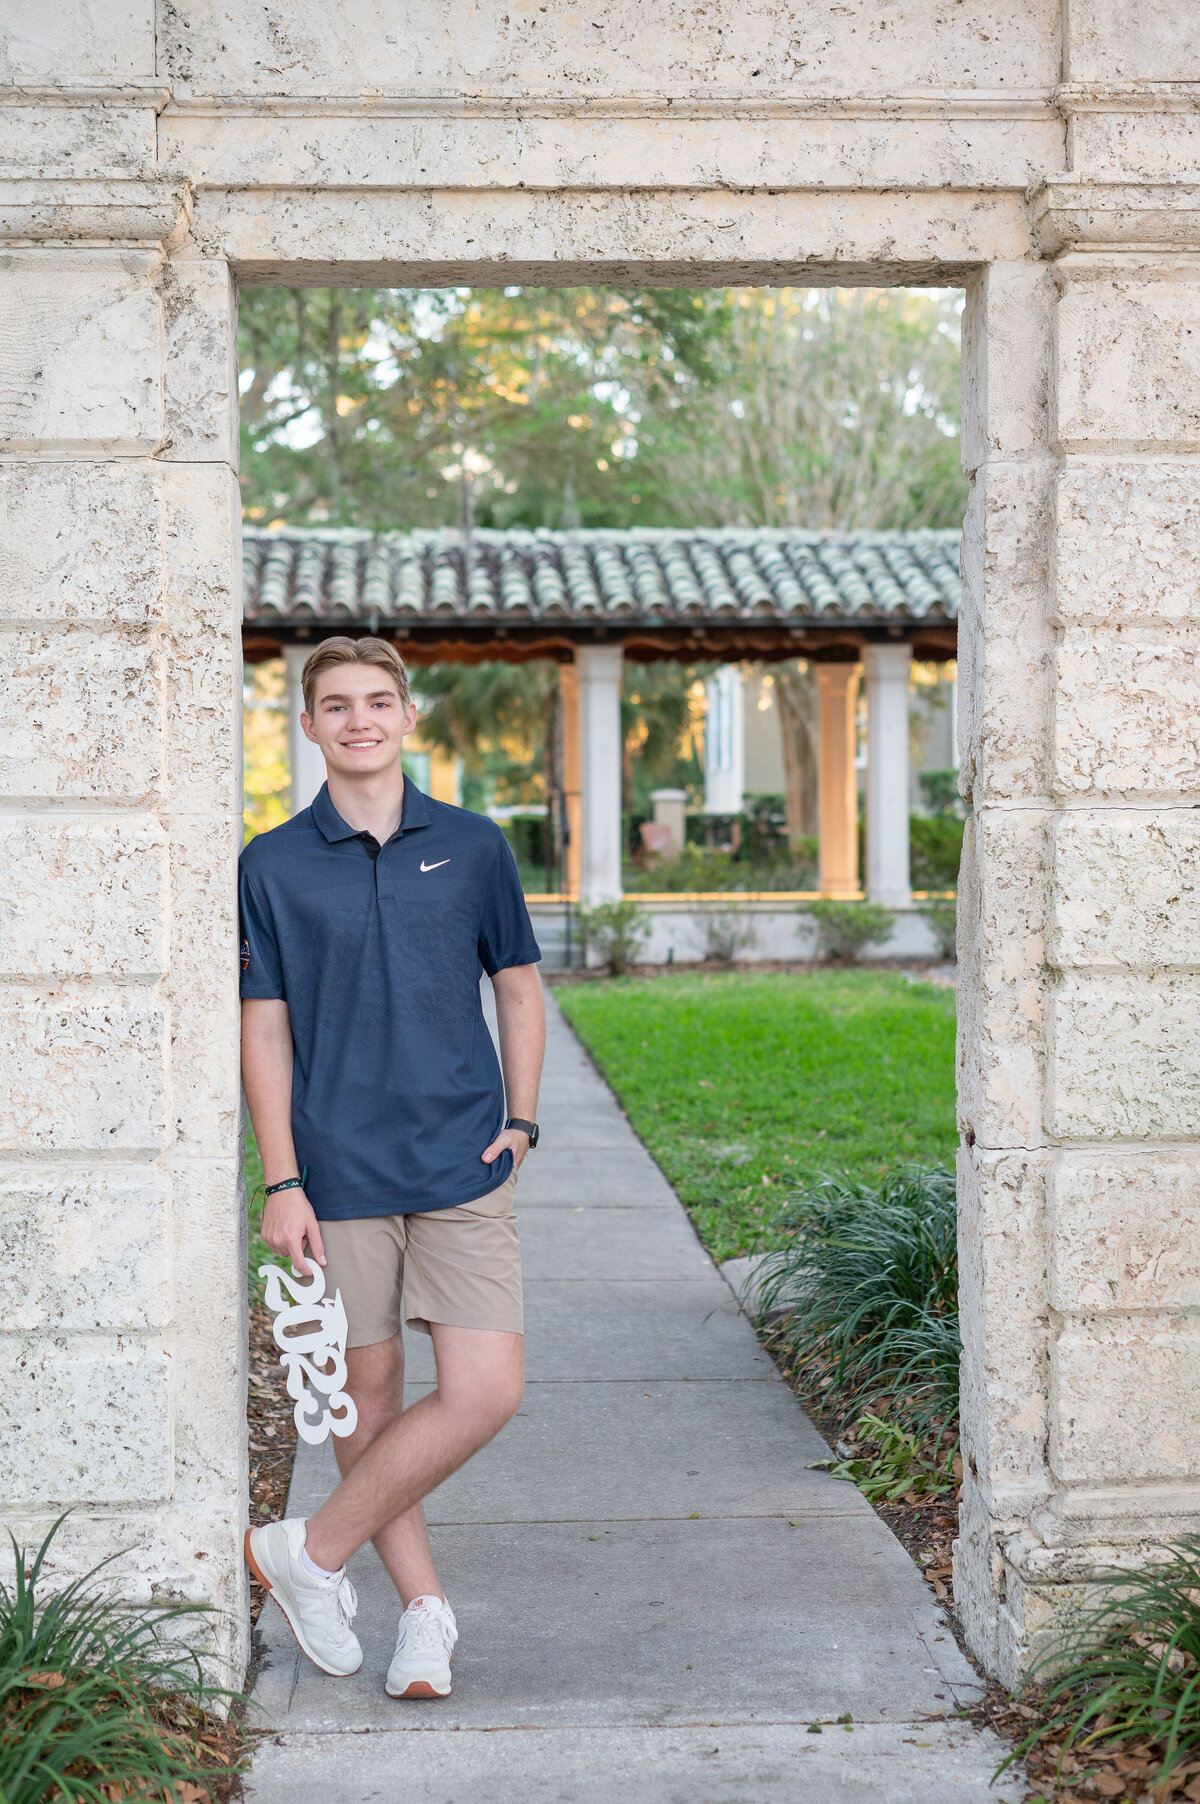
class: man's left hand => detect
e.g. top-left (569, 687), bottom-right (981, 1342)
top-left (481, 1125), bottom-right (531, 1171)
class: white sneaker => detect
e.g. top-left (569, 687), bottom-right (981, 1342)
top-left (245, 1519), bottom-right (363, 1677)
top-left (386, 1594), bottom-right (458, 1699)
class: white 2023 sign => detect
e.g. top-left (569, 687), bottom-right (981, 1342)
top-left (259, 1262), bottom-right (359, 1446)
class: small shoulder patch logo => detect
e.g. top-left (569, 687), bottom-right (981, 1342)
top-left (240, 938), bottom-right (250, 972)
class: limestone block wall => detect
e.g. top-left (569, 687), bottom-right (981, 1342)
top-left (953, 208), bottom-right (1200, 1676)
top-left (0, 235), bottom-right (247, 1670)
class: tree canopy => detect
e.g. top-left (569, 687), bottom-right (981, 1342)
top-left (238, 285), bottom-right (964, 534)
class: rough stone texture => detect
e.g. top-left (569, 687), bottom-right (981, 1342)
top-left (1054, 627), bottom-right (1200, 798)
top-left (1049, 972), bottom-right (1200, 1141)
top-left (0, 990), bottom-right (166, 1152)
top-left (0, 627), bottom-right (158, 805)
top-left (0, 1169), bottom-right (168, 1334)
top-left (0, 464), bottom-right (166, 626)
top-left (198, 185), bottom-right (1036, 286)
top-left (956, 1149), bottom-right (1051, 1509)
top-left (0, 115), bottom-right (245, 1677)
top-left (0, 5), bottom-right (155, 81)
top-left (160, 0), bottom-right (1061, 93)
top-left (160, 260), bottom-right (239, 465)
top-left (1050, 973), bottom-right (1200, 1143)
top-left (0, 818), bottom-right (165, 977)
top-left (1049, 1154), bottom-right (1200, 1313)
top-left (2, 0), bottom-right (1199, 1697)
top-left (1067, 0), bottom-right (1200, 82)
top-left (1054, 461), bottom-right (1200, 626)
top-left (1051, 810), bottom-right (1200, 968)
top-left (1054, 265), bottom-right (1200, 453)
top-left (955, 809), bottom-right (1048, 1149)
top-left (1052, 1318), bottom-right (1200, 1485)
top-left (0, 252), bottom-right (163, 457)
top-left (5, 1339), bottom-right (172, 1508)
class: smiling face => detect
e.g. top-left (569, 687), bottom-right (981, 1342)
top-left (302, 660), bottom-right (418, 780)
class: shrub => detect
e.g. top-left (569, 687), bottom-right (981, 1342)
top-left (804, 899), bottom-right (896, 962)
top-left (693, 907), bottom-right (758, 968)
top-left (920, 897), bottom-right (957, 961)
top-left (910, 815), bottom-right (964, 889)
top-left (576, 899), bottom-right (651, 974)
top-left (917, 769), bottom-right (963, 818)
top-left (755, 1165), bottom-right (959, 1437)
top-left (0, 1517), bottom-right (240, 1804)
top-left (625, 845), bottom-right (739, 893)
top-left (1001, 1543), bottom-right (1200, 1794)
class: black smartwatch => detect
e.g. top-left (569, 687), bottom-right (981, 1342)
top-left (506, 1117), bottom-right (540, 1148)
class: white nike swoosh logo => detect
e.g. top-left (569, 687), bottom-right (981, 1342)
top-left (420, 859), bottom-right (450, 872)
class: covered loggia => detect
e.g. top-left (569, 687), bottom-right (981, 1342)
top-left (241, 524), bottom-right (959, 907)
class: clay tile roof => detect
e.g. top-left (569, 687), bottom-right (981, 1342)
top-left (242, 526), bottom-right (960, 630)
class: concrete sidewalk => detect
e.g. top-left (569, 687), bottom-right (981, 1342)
top-left (245, 990), bottom-right (1019, 1802)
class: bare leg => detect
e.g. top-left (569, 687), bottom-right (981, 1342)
top-left (305, 1325), bottom-right (524, 1574)
top-left (331, 1336), bottom-right (441, 1606)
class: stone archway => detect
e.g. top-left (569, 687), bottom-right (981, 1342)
top-left (3, 4), bottom-right (1198, 1689)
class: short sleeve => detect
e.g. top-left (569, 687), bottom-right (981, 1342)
top-left (238, 864), bottom-right (285, 999)
top-left (477, 835), bottom-right (542, 977)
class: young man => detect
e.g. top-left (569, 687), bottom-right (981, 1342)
top-left (239, 636), bottom-right (544, 1699)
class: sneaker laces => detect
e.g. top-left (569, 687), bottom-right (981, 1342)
top-left (335, 1574), bottom-right (358, 1628)
top-left (398, 1603), bottom-right (447, 1657)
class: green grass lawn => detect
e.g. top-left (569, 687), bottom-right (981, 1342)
top-left (555, 970), bottom-right (957, 1262)
top-left (244, 1128), bottom-right (272, 1298)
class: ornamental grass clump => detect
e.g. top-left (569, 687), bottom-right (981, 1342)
top-left (998, 1544), bottom-right (1200, 1797)
top-left (756, 1165), bottom-right (960, 1441)
top-left (0, 1517), bottom-right (242, 1804)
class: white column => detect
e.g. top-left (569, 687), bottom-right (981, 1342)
top-left (704, 664), bottom-right (746, 814)
top-left (864, 643), bottom-right (913, 908)
top-left (284, 643), bottom-right (328, 814)
top-left (577, 643), bottom-right (624, 902)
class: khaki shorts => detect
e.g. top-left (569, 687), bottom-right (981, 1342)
top-left (317, 1172), bottom-right (522, 1346)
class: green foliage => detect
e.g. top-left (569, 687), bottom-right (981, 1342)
top-left (555, 971), bottom-right (957, 1260)
top-left (1001, 1544), bottom-right (1200, 1792)
top-left (245, 1126), bottom-right (271, 1300)
top-left (0, 1518), bottom-right (239, 1804)
top-left (576, 900), bottom-right (652, 975)
top-left (626, 841), bottom-right (818, 893)
top-left (239, 285), bottom-right (964, 537)
top-left (627, 845), bottom-right (738, 892)
top-left (692, 908), bottom-right (758, 968)
top-left (917, 768), bottom-right (964, 818)
top-left (909, 816), bottom-right (964, 890)
top-left (814, 1412), bottom-right (957, 1504)
top-left (921, 898), bottom-right (958, 961)
top-left (756, 1166), bottom-right (960, 1436)
top-left (238, 287), bottom-right (729, 532)
top-left (805, 899), bottom-right (896, 961)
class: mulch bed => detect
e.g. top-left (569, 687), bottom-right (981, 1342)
top-left (246, 1301), bottom-right (298, 1624)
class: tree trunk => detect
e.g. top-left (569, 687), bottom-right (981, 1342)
top-left (775, 662), bottom-right (819, 846)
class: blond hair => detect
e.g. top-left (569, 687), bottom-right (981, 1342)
top-left (300, 636), bottom-right (412, 717)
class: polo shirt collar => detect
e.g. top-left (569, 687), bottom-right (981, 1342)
top-left (310, 778), bottom-right (432, 843)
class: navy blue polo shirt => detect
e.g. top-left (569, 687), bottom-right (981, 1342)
top-left (238, 781), bottom-right (541, 1221)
